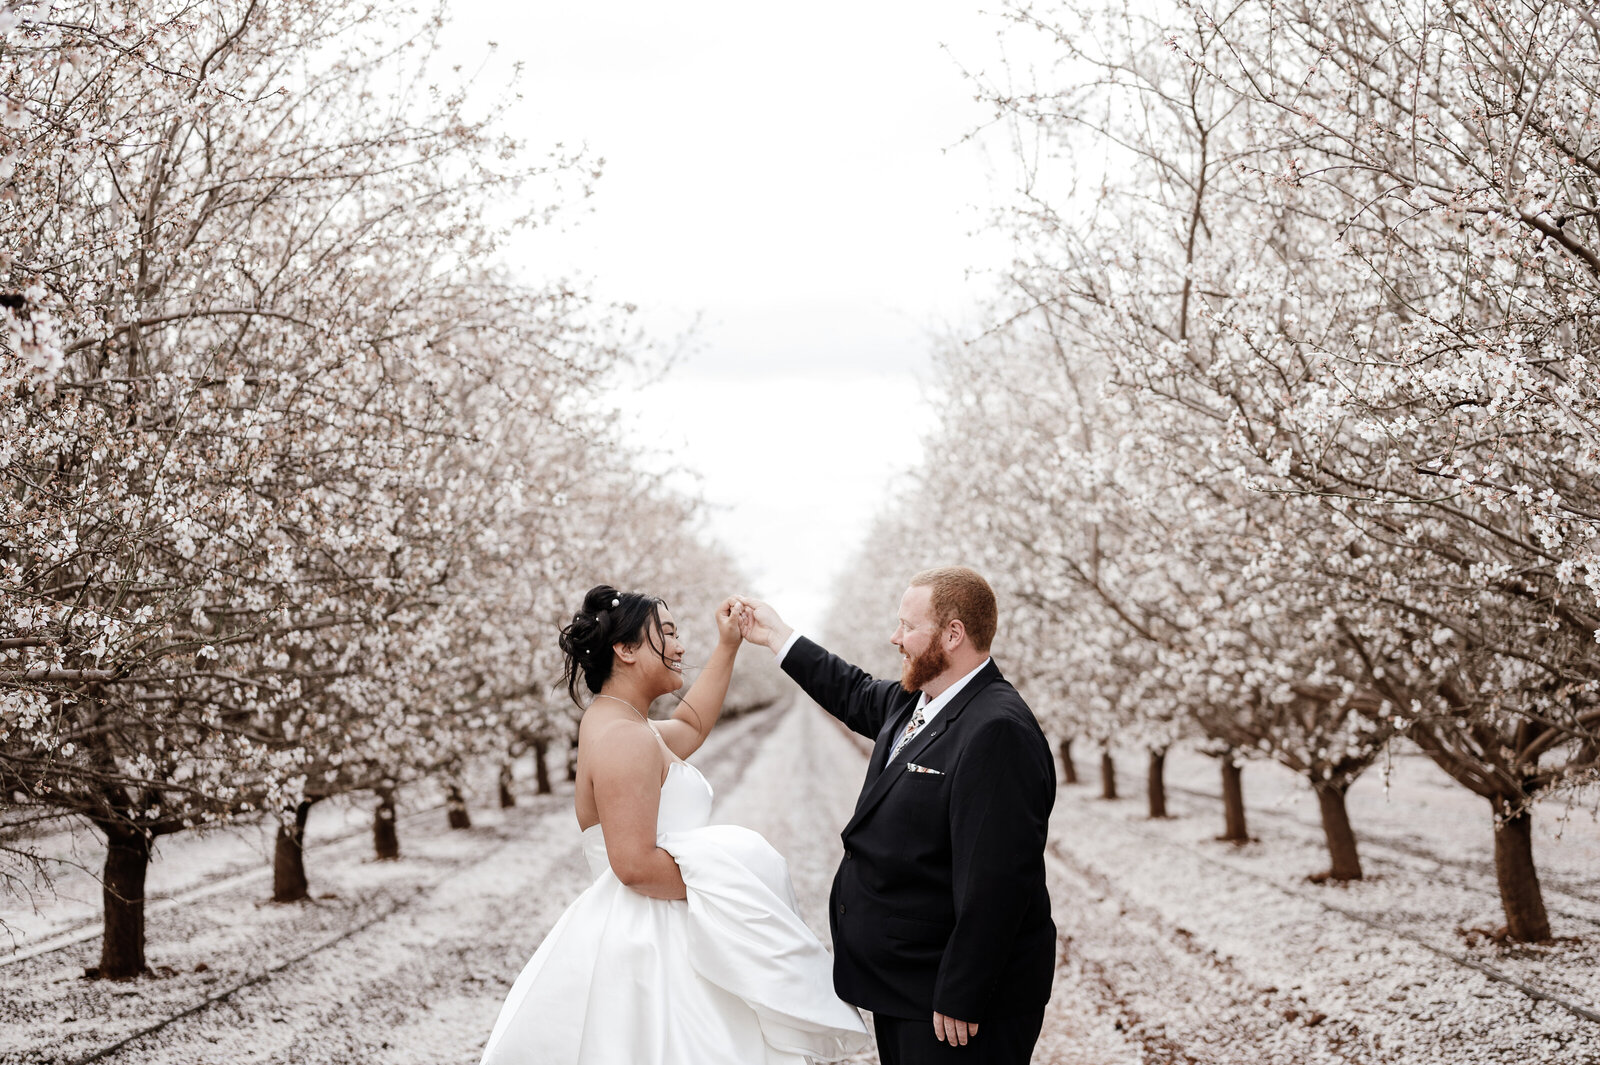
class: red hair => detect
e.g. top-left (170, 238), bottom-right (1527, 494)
top-left (909, 567), bottom-right (997, 653)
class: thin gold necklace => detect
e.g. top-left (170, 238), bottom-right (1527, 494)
top-left (593, 693), bottom-right (648, 723)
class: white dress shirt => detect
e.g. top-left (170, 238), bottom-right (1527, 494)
top-left (774, 631), bottom-right (990, 745)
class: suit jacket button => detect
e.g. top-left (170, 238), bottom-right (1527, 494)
top-left (838, 903), bottom-right (846, 915)
top-left (844, 849), bottom-right (852, 859)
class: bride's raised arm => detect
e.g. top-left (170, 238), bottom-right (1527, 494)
top-left (655, 597), bottom-right (743, 760)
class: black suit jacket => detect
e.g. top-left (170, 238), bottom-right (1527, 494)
top-left (782, 636), bottom-right (1056, 1021)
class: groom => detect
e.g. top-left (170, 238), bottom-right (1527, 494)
top-left (738, 567), bottom-right (1056, 1063)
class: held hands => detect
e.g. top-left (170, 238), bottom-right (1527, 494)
top-left (714, 597), bottom-right (745, 649)
top-left (730, 596), bottom-right (793, 653)
top-left (933, 1012), bottom-right (979, 1047)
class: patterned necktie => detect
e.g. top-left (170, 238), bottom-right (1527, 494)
top-left (888, 706), bottom-right (927, 761)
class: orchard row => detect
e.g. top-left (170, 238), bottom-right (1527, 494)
top-left (823, 0), bottom-right (1600, 946)
top-left (0, 2), bottom-right (780, 979)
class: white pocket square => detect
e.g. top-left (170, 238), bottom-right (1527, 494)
top-left (905, 763), bottom-right (944, 775)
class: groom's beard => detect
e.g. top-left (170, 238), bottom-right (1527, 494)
top-left (900, 640), bottom-right (949, 694)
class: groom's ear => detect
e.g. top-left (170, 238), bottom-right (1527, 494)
top-left (946, 619), bottom-right (967, 648)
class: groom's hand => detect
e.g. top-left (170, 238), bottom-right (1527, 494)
top-left (933, 1012), bottom-right (978, 1047)
top-left (731, 596), bottom-right (793, 654)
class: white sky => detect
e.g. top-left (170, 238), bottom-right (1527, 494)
top-left (440, 2), bottom-right (1029, 630)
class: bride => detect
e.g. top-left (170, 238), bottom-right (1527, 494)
top-left (478, 585), bottom-right (869, 1065)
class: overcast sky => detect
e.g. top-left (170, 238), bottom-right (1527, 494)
top-left (441, 3), bottom-right (1029, 632)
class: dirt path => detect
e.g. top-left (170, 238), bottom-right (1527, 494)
top-left (11, 697), bottom-right (1587, 1065)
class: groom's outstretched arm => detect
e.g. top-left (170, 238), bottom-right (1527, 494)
top-left (737, 597), bottom-right (905, 739)
top-left (779, 636), bottom-right (906, 739)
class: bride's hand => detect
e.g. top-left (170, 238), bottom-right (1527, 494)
top-left (715, 596), bottom-right (744, 648)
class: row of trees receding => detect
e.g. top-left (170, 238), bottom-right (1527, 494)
top-left (825, 0), bottom-right (1600, 944)
top-left (0, 1), bottom-right (784, 979)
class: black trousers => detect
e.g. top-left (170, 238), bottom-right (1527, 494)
top-left (873, 1008), bottom-right (1046, 1065)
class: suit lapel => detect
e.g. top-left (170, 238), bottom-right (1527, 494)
top-left (853, 699), bottom-right (919, 816)
top-left (844, 661), bottom-right (1001, 835)
top-left (869, 704), bottom-right (916, 777)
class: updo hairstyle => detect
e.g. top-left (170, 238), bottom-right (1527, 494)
top-left (558, 584), bottom-right (670, 706)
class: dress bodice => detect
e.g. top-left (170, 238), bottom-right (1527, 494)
top-left (582, 761), bottom-right (714, 877)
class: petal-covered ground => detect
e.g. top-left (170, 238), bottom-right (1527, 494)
top-left (2, 700), bottom-right (1595, 1065)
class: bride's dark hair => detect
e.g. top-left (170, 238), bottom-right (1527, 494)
top-left (558, 584), bottom-right (671, 706)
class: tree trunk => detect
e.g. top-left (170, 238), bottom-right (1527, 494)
top-left (272, 799), bottom-right (316, 903)
top-left (94, 825), bottom-right (151, 979)
top-left (447, 783), bottom-right (472, 830)
top-left (373, 787), bottom-right (400, 861)
top-left (566, 737), bottom-right (579, 783)
top-left (1312, 783), bottom-right (1362, 881)
top-left (1099, 749), bottom-right (1117, 800)
top-left (1219, 756), bottom-right (1249, 842)
top-left (1058, 737), bottom-right (1079, 784)
top-left (1146, 748), bottom-right (1169, 819)
top-left (1492, 798), bottom-right (1551, 942)
top-left (498, 764), bottom-right (516, 809)
top-left (533, 738), bottom-right (552, 795)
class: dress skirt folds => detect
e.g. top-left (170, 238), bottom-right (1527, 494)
top-left (479, 762), bottom-right (869, 1064)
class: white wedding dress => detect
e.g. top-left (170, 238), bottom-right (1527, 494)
top-left (480, 758), bottom-right (870, 1065)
